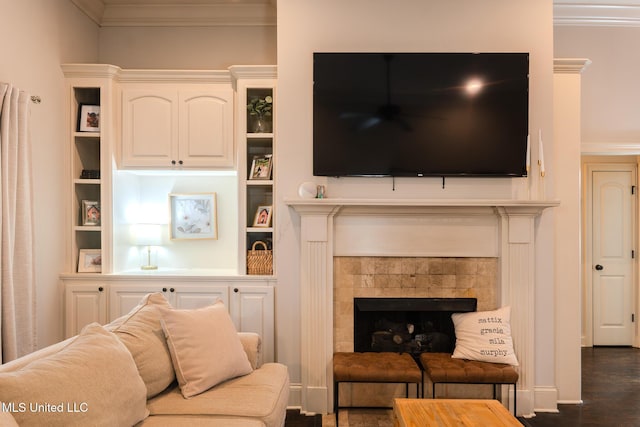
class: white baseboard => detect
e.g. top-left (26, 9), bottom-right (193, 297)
top-left (534, 386), bottom-right (559, 413)
top-left (287, 383), bottom-right (302, 408)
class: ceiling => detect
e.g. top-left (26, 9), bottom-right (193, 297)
top-left (71, 0), bottom-right (640, 27)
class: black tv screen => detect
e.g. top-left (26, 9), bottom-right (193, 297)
top-left (313, 52), bottom-right (529, 177)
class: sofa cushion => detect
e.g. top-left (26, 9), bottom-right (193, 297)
top-left (158, 300), bottom-right (253, 398)
top-left (147, 363), bottom-right (289, 427)
top-left (106, 292), bottom-right (175, 398)
top-left (0, 323), bottom-right (148, 427)
top-left (451, 306), bottom-right (519, 366)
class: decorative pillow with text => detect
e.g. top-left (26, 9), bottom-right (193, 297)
top-left (451, 306), bottom-right (519, 366)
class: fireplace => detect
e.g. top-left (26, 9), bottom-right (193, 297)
top-left (287, 198), bottom-right (557, 416)
top-left (354, 297), bottom-right (477, 356)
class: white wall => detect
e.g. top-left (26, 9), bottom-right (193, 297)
top-left (555, 26), bottom-right (640, 149)
top-left (99, 26), bottom-right (277, 69)
top-left (276, 0), bottom-right (558, 409)
top-left (0, 0), bottom-right (99, 348)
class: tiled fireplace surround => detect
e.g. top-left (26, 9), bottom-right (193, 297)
top-left (286, 198), bottom-right (557, 417)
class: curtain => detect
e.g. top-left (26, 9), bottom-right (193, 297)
top-left (0, 83), bottom-right (36, 363)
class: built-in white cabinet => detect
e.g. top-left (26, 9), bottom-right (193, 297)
top-left (230, 285), bottom-right (275, 361)
top-left (121, 84), bottom-right (234, 169)
top-left (108, 283), bottom-right (229, 319)
top-left (64, 281), bottom-right (108, 338)
top-left (63, 278), bottom-right (275, 362)
top-left (61, 65), bottom-right (277, 364)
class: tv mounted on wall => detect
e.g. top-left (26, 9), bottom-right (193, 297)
top-left (313, 52), bottom-right (529, 178)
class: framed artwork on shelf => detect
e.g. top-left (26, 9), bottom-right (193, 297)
top-left (78, 104), bottom-right (100, 132)
top-left (78, 249), bottom-right (102, 273)
top-left (169, 193), bottom-right (218, 240)
top-left (82, 200), bottom-right (101, 226)
top-left (253, 205), bottom-right (273, 227)
top-left (249, 154), bottom-right (273, 180)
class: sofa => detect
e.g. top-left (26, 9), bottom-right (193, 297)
top-left (0, 293), bottom-right (290, 427)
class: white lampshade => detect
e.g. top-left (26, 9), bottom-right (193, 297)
top-left (132, 223), bottom-right (162, 246)
top-left (131, 223), bottom-right (163, 271)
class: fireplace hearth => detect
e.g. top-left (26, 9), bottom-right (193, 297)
top-left (354, 297), bottom-right (477, 357)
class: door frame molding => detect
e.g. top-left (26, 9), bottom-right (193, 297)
top-left (583, 160), bottom-right (638, 347)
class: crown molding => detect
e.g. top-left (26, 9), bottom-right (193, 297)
top-left (554, 4), bottom-right (640, 27)
top-left (553, 58), bottom-right (592, 73)
top-left (71, 0), bottom-right (105, 26)
top-left (582, 141), bottom-right (640, 155)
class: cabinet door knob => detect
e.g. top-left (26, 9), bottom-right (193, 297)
top-left (171, 160), bottom-right (176, 165)
top-left (98, 287), bottom-right (104, 292)
top-left (162, 287), bottom-right (167, 292)
top-left (234, 288), bottom-right (239, 293)
top-left (170, 288), bottom-right (175, 292)
top-left (178, 160), bottom-right (183, 165)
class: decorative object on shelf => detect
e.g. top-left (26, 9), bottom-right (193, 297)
top-left (132, 223), bottom-right (162, 270)
top-left (80, 169), bottom-right (100, 179)
top-left (78, 104), bottom-right (100, 132)
top-left (316, 185), bottom-right (326, 199)
top-left (247, 240), bottom-right (273, 275)
top-left (252, 205), bottom-right (272, 228)
top-left (169, 193), bottom-right (218, 240)
top-left (81, 200), bottom-right (101, 226)
top-left (78, 249), bottom-right (102, 273)
top-left (247, 95), bottom-right (272, 133)
top-left (249, 154), bottom-right (273, 180)
top-left (298, 182), bottom-right (316, 199)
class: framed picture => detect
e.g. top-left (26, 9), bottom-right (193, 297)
top-left (82, 200), bottom-right (101, 226)
top-left (78, 104), bottom-right (100, 132)
top-left (253, 205), bottom-right (272, 227)
top-left (78, 249), bottom-right (102, 273)
top-left (249, 154), bottom-right (273, 180)
top-left (169, 193), bottom-right (218, 240)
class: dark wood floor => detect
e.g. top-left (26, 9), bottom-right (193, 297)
top-left (521, 346), bottom-right (640, 427)
top-left (285, 347), bottom-right (640, 426)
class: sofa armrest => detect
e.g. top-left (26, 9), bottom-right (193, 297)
top-left (238, 332), bottom-right (262, 369)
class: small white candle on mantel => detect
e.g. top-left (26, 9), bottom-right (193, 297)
top-left (538, 129), bottom-right (545, 177)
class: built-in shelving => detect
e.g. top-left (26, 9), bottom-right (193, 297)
top-left (63, 64), bottom-right (118, 274)
top-left (231, 66), bottom-right (277, 276)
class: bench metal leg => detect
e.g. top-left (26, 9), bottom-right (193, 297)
top-left (334, 381), bottom-right (339, 427)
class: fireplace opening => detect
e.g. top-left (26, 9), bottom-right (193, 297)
top-left (354, 298), bottom-right (477, 357)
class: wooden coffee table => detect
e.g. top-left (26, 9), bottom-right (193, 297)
top-left (393, 398), bottom-right (521, 427)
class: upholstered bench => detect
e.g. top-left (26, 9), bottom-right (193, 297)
top-left (420, 352), bottom-right (519, 415)
top-left (333, 352), bottom-right (422, 426)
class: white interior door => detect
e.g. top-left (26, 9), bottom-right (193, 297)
top-left (592, 169), bottom-right (634, 345)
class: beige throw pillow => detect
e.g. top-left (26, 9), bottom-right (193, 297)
top-left (159, 300), bottom-right (253, 398)
top-left (0, 323), bottom-right (148, 426)
top-left (106, 292), bottom-right (176, 398)
top-left (451, 306), bottom-right (519, 366)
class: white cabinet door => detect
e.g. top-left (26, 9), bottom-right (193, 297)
top-left (230, 286), bottom-right (275, 362)
top-left (65, 283), bottom-right (107, 338)
top-left (108, 284), bottom-right (170, 321)
top-left (121, 84), bottom-right (233, 169)
top-left (173, 285), bottom-right (229, 309)
top-left (121, 88), bottom-right (178, 168)
top-left (179, 87), bottom-right (234, 168)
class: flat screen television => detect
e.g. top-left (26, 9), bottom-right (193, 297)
top-left (313, 52), bottom-right (529, 177)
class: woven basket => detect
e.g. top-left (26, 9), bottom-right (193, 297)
top-left (247, 240), bottom-right (273, 275)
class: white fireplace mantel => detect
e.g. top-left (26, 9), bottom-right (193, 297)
top-left (285, 197), bottom-right (559, 417)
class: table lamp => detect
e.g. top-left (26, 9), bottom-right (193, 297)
top-left (133, 223), bottom-right (162, 270)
